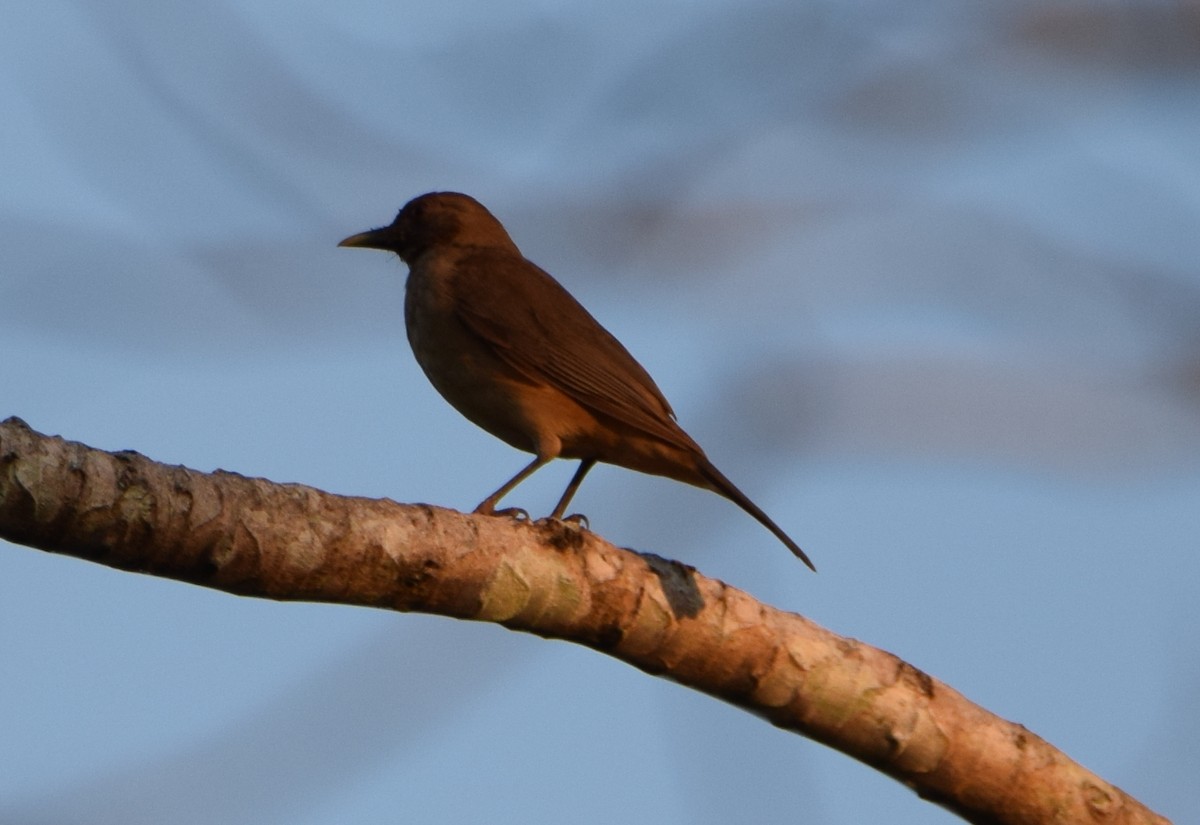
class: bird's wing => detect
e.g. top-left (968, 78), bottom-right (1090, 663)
top-left (451, 250), bottom-right (700, 453)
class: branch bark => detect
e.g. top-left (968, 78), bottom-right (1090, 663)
top-left (0, 416), bottom-right (1169, 825)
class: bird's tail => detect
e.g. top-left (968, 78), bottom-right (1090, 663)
top-left (697, 458), bottom-right (815, 571)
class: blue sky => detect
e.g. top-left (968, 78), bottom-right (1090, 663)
top-left (2, 2), bottom-right (1198, 822)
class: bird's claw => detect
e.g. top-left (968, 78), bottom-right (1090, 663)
top-left (561, 513), bottom-right (590, 529)
top-left (488, 506), bottom-right (531, 522)
top-left (538, 513), bottom-right (589, 530)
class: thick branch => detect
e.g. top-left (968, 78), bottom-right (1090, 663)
top-left (0, 417), bottom-right (1168, 825)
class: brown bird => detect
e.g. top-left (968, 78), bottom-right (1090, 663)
top-left (339, 192), bottom-right (813, 569)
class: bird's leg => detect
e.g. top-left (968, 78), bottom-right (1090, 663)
top-left (474, 455), bottom-right (551, 517)
top-left (549, 459), bottom-right (596, 521)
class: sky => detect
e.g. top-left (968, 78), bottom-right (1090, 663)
top-left (2, 1), bottom-right (1198, 823)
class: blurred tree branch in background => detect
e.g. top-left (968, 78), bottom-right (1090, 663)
top-left (0, 417), bottom-right (1170, 825)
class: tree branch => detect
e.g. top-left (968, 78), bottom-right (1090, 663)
top-left (0, 416), bottom-right (1169, 825)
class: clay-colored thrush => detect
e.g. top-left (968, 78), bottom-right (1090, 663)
top-left (339, 192), bottom-right (812, 569)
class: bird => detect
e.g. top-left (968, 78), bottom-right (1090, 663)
top-left (339, 192), bottom-right (813, 570)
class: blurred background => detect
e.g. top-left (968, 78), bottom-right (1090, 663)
top-left (2, 1), bottom-right (1198, 822)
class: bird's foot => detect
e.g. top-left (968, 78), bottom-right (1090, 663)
top-left (490, 506), bottom-right (531, 522)
top-left (560, 513), bottom-right (590, 529)
top-left (538, 512), bottom-right (589, 530)
top-left (474, 501), bottom-right (531, 521)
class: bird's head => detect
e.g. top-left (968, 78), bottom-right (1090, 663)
top-left (338, 191), bottom-right (517, 263)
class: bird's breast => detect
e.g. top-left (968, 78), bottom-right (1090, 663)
top-left (403, 259), bottom-right (565, 454)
